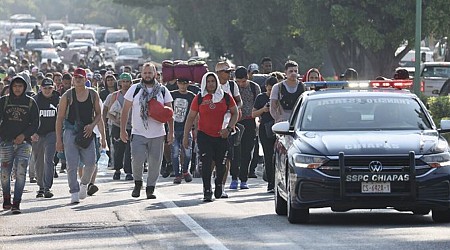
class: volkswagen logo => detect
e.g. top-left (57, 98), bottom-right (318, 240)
top-left (368, 161), bottom-right (383, 172)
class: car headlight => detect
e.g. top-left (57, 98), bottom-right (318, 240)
top-left (292, 153), bottom-right (327, 169)
top-left (421, 152), bottom-right (450, 168)
top-left (434, 138), bottom-right (449, 153)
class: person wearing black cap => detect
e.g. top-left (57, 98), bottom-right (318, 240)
top-left (0, 75), bottom-right (40, 214)
top-left (30, 78), bottom-right (60, 199)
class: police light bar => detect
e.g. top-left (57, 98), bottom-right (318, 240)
top-left (370, 79), bottom-right (413, 89)
top-left (304, 80), bottom-right (413, 90)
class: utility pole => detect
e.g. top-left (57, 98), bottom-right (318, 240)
top-left (413, 0), bottom-right (422, 95)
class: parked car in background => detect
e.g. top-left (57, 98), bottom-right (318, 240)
top-left (94, 26), bottom-right (112, 45)
top-left (69, 30), bottom-right (95, 45)
top-left (420, 62), bottom-right (450, 96)
top-left (114, 44), bottom-right (147, 71)
top-left (40, 48), bottom-right (62, 65)
top-left (8, 28), bottom-right (32, 51)
top-left (397, 47), bottom-right (434, 76)
top-left (25, 39), bottom-right (54, 52)
top-left (104, 29), bottom-right (130, 47)
top-left (57, 40), bottom-right (93, 64)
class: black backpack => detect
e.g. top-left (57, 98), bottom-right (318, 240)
top-left (278, 81), bottom-right (305, 110)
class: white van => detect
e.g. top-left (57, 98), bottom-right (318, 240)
top-left (104, 29), bottom-right (130, 46)
top-left (69, 30), bottom-right (95, 45)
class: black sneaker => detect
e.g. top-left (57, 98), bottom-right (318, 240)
top-left (36, 191), bottom-right (44, 198)
top-left (214, 185), bottom-right (223, 199)
top-left (30, 177), bottom-right (37, 183)
top-left (125, 174), bottom-right (134, 181)
top-left (44, 191), bottom-right (54, 198)
top-left (203, 189), bottom-right (213, 202)
top-left (161, 165), bottom-right (172, 178)
top-left (146, 186), bottom-right (156, 199)
top-left (87, 184), bottom-right (99, 196)
top-left (54, 170), bottom-right (59, 178)
top-left (113, 171), bottom-right (121, 180)
top-left (3, 196), bottom-right (12, 210)
top-left (11, 202), bottom-right (21, 214)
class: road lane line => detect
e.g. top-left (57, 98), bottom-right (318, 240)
top-left (159, 194), bottom-right (229, 250)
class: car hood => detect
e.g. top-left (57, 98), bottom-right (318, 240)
top-left (295, 130), bottom-right (440, 156)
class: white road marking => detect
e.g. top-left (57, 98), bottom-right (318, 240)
top-left (159, 194), bottom-right (229, 250)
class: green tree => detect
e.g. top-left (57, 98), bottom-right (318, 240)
top-left (296, 0), bottom-right (450, 77)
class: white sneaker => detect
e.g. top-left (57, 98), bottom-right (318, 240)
top-left (79, 184), bottom-right (88, 200)
top-left (71, 192), bottom-right (80, 204)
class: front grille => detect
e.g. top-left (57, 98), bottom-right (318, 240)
top-left (318, 156), bottom-right (430, 177)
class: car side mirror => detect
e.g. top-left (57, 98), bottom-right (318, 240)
top-left (438, 119), bottom-right (450, 133)
top-left (272, 121), bottom-right (293, 135)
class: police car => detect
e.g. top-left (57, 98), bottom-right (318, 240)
top-left (272, 80), bottom-right (450, 223)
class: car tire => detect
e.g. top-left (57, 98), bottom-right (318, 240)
top-left (275, 185), bottom-right (287, 216)
top-left (287, 177), bottom-right (309, 224)
top-left (432, 209), bottom-right (450, 223)
top-left (412, 208), bottom-right (430, 216)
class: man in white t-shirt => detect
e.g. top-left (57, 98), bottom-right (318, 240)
top-left (120, 63), bottom-right (174, 199)
top-left (270, 60), bottom-right (305, 122)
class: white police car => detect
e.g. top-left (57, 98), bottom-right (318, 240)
top-left (272, 80), bottom-right (450, 223)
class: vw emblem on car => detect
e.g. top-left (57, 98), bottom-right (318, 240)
top-left (368, 161), bottom-right (383, 172)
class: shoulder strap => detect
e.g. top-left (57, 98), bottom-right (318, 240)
top-left (197, 93), bottom-right (203, 106)
top-left (229, 80), bottom-right (235, 96)
top-left (133, 85), bottom-right (142, 98)
top-left (224, 93), bottom-right (230, 109)
top-left (28, 98), bottom-right (33, 110)
top-left (250, 81), bottom-right (257, 101)
top-left (88, 88), bottom-right (96, 104)
top-left (3, 95), bottom-right (8, 113)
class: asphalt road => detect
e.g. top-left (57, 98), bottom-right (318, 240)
top-left (1, 166), bottom-right (450, 250)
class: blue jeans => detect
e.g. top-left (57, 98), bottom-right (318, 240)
top-left (171, 131), bottom-right (192, 177)
top-left (0, 141), bottom-right (32, 202)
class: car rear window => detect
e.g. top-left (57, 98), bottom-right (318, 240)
top-left (301, 97), bottom-right (432, 131)
top-left (422, 66), bottom-right (450, 78)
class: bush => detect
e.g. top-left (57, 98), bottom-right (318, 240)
top-left (427, 96), bottom-right (450, 126)
top-left (143, 43), bottom-right (172, 63)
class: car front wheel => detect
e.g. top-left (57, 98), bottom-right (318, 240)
top-left (275, 185), bottom-right (287, 216)
top-left (287, 176), bottom-right (309, 224)
top-left (432, 208), bottom-right (450, 223)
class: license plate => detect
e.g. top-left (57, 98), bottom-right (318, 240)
top-left (361, 182), bottom-right (391, 193)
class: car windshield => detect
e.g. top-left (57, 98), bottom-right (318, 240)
top-left (422, 66), bottom-right (450, 78)
top-left (26, 42), bottom-right (53, 49)
top-left (119, 47), bottom-right (143, 56)
top-left (107, 34), bottom-right (129, 43)
top-left (300, 96), bottom-right (432, 131)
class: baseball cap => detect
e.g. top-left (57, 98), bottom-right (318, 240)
top-left (119, 72), bottom-right (132, 81)
top-left (73, 68), bottom-right (86, 78)
top-left (235, 66), bottom-right (248, 79)
top-left (177, 78), bottom-right (190, 84)
top-left (93, 73), bottom-right (102, 81)
top-left (86, 72), bottom-right (93, 79)
top-left (247, 63), bottom-right (259, 73)
top-left (215, 62), bottom-right (232, 72)
top-left (41, 77), bottom-right (54, 87)
top-left (62, 73), bottom-right (72, 80)
top-left (37, 72), bottom-right (45, 80)
top-left (31, 66), bottom-right (39, 73)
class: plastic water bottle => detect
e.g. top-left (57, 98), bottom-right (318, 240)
top-left (98, 149), bottom-right (109, 170)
